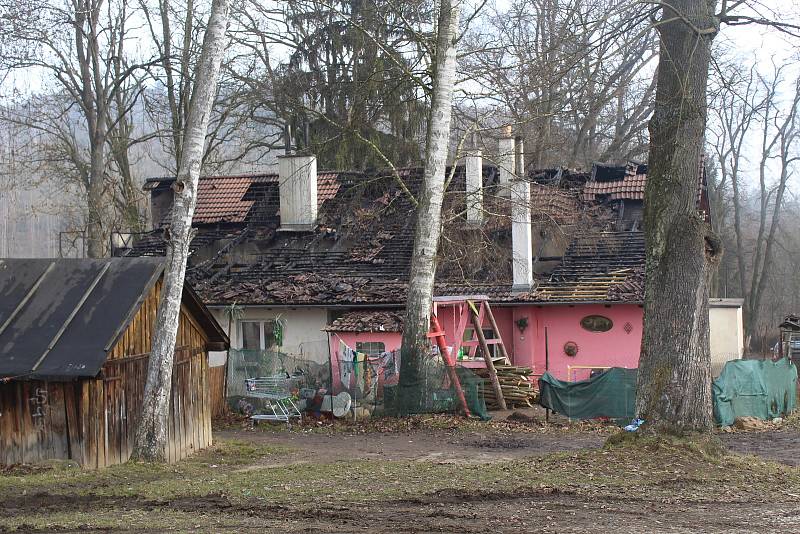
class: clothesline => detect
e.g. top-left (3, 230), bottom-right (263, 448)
top-left (333, 336), bottom-right (400, 393)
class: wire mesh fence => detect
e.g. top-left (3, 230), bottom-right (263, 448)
top-left (226, 349), bottom-right (330, 415)
top-left (227, 342), bottom-right (489, 420)
top-left (329, 344), bottom-right (489, 420)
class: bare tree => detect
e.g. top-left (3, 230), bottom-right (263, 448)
top-left (133, 0), bottom-right (231, 461)
top-left (0, 0), bottom-right (152, 256)
top-left (397, 0), bottom-right (461, 411)
top-left (744, 72), bottom-right (800, 348)
top-left (463, 0), bottom-right (656, 169)
top-left (709, 62), bottom-right (800, 349)
top-left (636, 0), bottom-right (800, 431)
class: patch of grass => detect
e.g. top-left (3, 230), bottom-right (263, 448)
top-left (1, 508), bottom-right (260, 532)
top-left (2, 434), bottom-right (800, 532)
top-left (605, 430), bottom-right (728, 459)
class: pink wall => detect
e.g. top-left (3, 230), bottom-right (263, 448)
top-left (325, 303), bottom-right (643, 388)
top-left (433, 302), bottom-right (515, 360)
top-left (327, 331), bottom-right (402, 392)
top-left (506, 304), bottom-right (643, 381)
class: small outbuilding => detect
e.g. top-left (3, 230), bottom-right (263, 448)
top-left (0, 258), bottom-right (228, 468)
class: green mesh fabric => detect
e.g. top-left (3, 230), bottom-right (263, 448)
top-left (382, 364), bottom-right (490, 420)
top-left (713, 358), bottom-right (798, 426)
top-left (538, 368), bottom-right (637, 420)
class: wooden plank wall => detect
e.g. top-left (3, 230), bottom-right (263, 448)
top-left (0, 380), bottom-right (79, 465)
top-left (0, 280), bottom-right (214, 468)
top-left (208, 365), bottom-right (227, 418)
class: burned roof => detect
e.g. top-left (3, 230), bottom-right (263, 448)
top-left (582, 159), bottom-right (710, 222)
top-left (0, 258), bottom-right (227, 380)
top-left (325, 311), bottom-right (405, 332)
top-left (583, 170), bottom-right (647, 200)
top-left (531, 231), bottom-right (645, 302)
top-left (780, 314), bottom-right (800, 331)
top-left (130, 163), bottom-right (647, 306)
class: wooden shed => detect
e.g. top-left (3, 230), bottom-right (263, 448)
top-left (0, 258), bottom-right (228, 468)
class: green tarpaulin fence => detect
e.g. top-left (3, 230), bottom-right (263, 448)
top-left (713, 358), bottom-right (798, 426)
top-left (538, 359), bottom-right (798, 426)
top-left (538, 368), bottom-right (637, 420)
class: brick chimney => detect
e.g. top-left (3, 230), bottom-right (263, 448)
top-left (510, 134), bottom-right (532, 292)
top-left (278, 153), bottom-right (318, 231)
top-left (465, 150), bottom-right (483, 225)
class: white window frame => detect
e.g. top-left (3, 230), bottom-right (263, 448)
top-left (355, 341), bottom-right (386, 356)
top-left (238, 320), bottom-right (277, 350)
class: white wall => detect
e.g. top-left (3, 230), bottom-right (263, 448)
top-left (709, 299), bottom-right (745, 377)
top-left (209, 306), bottom-right (331, 364)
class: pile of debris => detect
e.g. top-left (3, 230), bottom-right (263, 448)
top-left (475, 366), bottom-right (538, 409)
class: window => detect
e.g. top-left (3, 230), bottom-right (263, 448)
top-left (239, 320), bottom-right (278, 350)
top-left (355, 341), bottom-right (385, 356)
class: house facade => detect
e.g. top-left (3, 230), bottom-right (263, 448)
top-left (127, 134), bottom-right (715, 382)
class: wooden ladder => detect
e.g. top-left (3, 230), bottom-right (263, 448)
top-left (432, 295), bottom-right (510, 410)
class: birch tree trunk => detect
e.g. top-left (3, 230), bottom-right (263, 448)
top-left (635, 0), bottom-right (721, 433)
top-left (132, 0), bottom-right (231, 461)
top-left (397, 0), bottom-right (460, 413)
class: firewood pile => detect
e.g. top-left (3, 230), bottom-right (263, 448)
top-left (475, 366), bottom-right (538, 409)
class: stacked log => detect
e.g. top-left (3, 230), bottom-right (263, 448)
top-left (475, 366), bottom-right (537, 409)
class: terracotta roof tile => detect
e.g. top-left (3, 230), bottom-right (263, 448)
top-left (155, 172), bottom-right (345, 225)
top-left (325, 311), bottom-right (404, 332)
top-left (582, 173), bottom-right (647, 201)
top-left (132, 166), bottom-right (647, 306)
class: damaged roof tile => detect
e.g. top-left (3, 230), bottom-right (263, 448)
top-left (130, 165), bottom-right (659, 306)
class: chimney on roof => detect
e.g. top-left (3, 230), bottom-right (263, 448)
top-left (510, 133), bottom-right (532, 292)
top-left (497, 126), bottom-right (515, 195)
top-left (465, 149), bottom-right (483, 225)
top-left (278, 152), bottom-right (318, 231)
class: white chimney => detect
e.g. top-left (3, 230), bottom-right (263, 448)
top-left (510, 134), bottom-right (531, 292)
top-left (278, 154), bottom-right (317, 231)
top-left (497, 126), bottom-right (515, 195)
top-left (465, 150), bottom-right (483, 225)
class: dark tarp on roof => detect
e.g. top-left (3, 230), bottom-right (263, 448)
top-left (0, 258), bottom-right (226, 380)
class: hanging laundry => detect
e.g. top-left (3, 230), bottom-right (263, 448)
top-left (339, 340), bottom-right (354, 391)
top-left (382, 350), bottom-right (399, 382)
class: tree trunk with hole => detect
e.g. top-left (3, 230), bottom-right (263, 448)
top-left (397, 0), bottom-right (460, 414)
top-left (635, 0), bottom-right (721, 433)
top-left (132, 0), bottom-right (231, 461)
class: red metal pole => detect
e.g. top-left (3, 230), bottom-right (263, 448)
top-left (430, 313), bottom-right (471, 417)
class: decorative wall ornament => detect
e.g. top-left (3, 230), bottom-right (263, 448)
top-left (580, 315), bottom-right (613, 332)
top-left (563, 341), bottom-right (579, 356)
top-left (624, 322), bottom-right (633, 334)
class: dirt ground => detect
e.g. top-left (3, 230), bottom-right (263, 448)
top-left (3, 411), bottom-right (800, 533)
